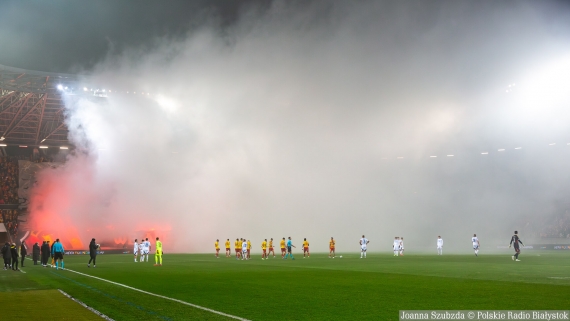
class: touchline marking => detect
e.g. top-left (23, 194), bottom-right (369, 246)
top-left (58, 289), bottom-right (115, 321)
top-left (63, 268), bottom-right (250, 321)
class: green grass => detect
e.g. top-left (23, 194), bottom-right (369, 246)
top-left (1, 251), bottom-right (569, 320)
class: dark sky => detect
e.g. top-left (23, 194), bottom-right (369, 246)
top-left (2, 0), bottom-right (570, 74)
top-left (0, 0), bottom-right (269, 72)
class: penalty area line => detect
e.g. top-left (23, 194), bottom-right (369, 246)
top-left (63, 268), bottom-right (250, 321)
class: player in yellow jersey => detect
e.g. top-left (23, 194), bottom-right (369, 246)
top-left (247, 240), bottom-right (251, 260)
top-left (225, 239), bottom-right (231, 257)
top-left (154, 237), bottom-right (163, 266)
top-left (215, 239), bottom-right (220, 258)
top-left (280, 237), bottom-right (286, 258)
top-left (329, 237), bottom-right (336, 258)
top-left (234, 238), bottom-right (241, 260)
top-left (303, 238), bottom-right (310, 258)
top-left (246, 240), bottom-right (252, 259)
top-left (261, 239), bottom-right (267, 260)
top-left (268, 238), bottom-right (275, 258)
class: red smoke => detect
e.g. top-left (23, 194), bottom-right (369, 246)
top-left (27, 155), bottom-right (170, 250)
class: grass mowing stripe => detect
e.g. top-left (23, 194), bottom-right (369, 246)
top-left (63, 268), bottom-right (251, 321)
top-left (59, 289), bottom-right (115, 321)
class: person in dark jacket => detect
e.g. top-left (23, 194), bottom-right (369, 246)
top-left (41, 241), bottom-right (50, 267)
top-left (32, 242), bottom-right (40, 265)
top-left (10, 243), bottom-right (19, 271)
top-left (1, 242), bottom-right (11, 270)
top-left (20, 241), bottom-right (27, 267)
top-left (88, 238), bottom-right (98, 268)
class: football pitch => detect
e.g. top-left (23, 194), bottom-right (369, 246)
top-left (1, 251), bottom-right (569, 320)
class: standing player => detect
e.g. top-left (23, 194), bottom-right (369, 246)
top-left (472, 234), bottom-right (480, 256)
top-left (215, 239), bottom-right (220, 258)
top-left (52, 239), bottom-right (65, 270)
top-left (235, 238), bottom-right (241, 260)
top-left (329, 237), bottom-right (336, 258)
top-left (399, 237), bottom-right (404, 256)
top-left (393, 237), bottom-right (400, 256)
top-left (247, 240), bottom-right (252, 259)
top-left (139, 239), bottom-right (145, 263)
top-left (284, 237), bottom-right (296, 260)
top-left (133, 239), bottom-right (139, 262)
top-left (280, 237), bottom-right (286, 258)
top-left (360, 235), bottom-right (369, 258)
top-left (142, 238), bottom-right (150, 262)
top-left (261, 239), bottom-right (267, 260)
top-left (225, 239), bottom-right (231, 257)
top-left (302, 238), bottom-right (310, 258)
top-left (437, 236), bottom-right (443, 255)
top-left (154, 237), bottom-right (163, 266)
top-left (509, 231), bottom-right (524, 262)
top-left (241, 238), bottom-right (248, 260)
top-left (145, 238), bottom-right (152, 261)
top-left (268, 238), bottom-right (275, 258)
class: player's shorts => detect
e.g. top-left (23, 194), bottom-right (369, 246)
top-left (143, 250), bottom-right (149, 255)
top-left (226, 248), bottom-right (230, 251)
top-left (330, 247), bottom-right (335, 251)
top-left (133, 249), bottom-right (139, 255)
top-left (303, 247), bottom-right (309, 252)
top-left (269, 247), bottom-right (273, 251)
top-left (361, 246), bottom-right (367, 251)
top-left (262, 249), bottom-right (266, 254)
top-left (54, 252), bottom-right (64, 260)
top-left (514, 247), bottom-right (520, 253)
top-left (287, 246), bottom-right (292, 253)
top-left (473, 245), bottom-right (479, 250)
top-left (437, 246), bottom-right (442, 249)
top-left (281, 248), bottom-right (286, 252)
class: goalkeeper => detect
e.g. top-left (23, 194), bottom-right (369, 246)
top-left (154, 237), bottom-right (163, 266)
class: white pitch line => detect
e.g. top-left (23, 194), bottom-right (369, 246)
top-left (63, 268), bottom-right (250, 321)
top-left (58, 289), bottom-right (114, 320)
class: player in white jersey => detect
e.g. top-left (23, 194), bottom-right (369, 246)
top-left (472, 234), bottom-right (480, 256)
top-left (133, 239), bottom-right (139, 262)
top-left (138, 240), bottom-right (144, 262)
top-left (393, 237), bottom-right (400, 256)
top-left (437, 236), bottom-right (443, 255)
top-left (359, 235), bottom-right (369, 258)
top-left (142, 238), bottom-right (150, 262)
top-left (399, 237), bottom-right (404, 256)
top-left (242, 239), bottom-right (248, 260)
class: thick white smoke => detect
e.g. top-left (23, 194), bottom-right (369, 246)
top-left (29, 1), bottom-right (570, 252)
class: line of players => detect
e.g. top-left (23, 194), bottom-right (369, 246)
top-left (214, 235), bottom-right (372, 260)
top-left (133, 237), bottom-right (164, 266)
top-left (212, 232), bottom-right (525, 261)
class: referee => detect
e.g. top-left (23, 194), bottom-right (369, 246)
top-left (51, 239), bottom-right (65, 270)
top-left (509, 231), bottom-right (524, 262)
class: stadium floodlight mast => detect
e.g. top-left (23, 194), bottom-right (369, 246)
top-left (57, 84), bottom-right (64, 90)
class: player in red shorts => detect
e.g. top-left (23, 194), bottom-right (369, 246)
top-left (280, 237), bottom-right (286, 258)
top-left (225, 239), bottom-right (231, 257)
top-left (234, 238), bottom-right (241, 260)
top-left (268, 238), bottom-right (275, 258)
top-left (302, 238), bottom-right (310, 258)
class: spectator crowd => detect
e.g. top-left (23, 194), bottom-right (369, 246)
top-left (0, 157), bottom-right (18, 204)
top-left (540, 212), bottom-right (570, 239)
top-left (0, 209), bottom-right (19, 238)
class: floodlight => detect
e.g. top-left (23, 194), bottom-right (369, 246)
top-left (0, 144), bottom-right (6, 147)
top-left (60, 146), bottom-right (68, 150)
top-left (447, 155), bottom-right (454, 157)
top-left (39, 146), bottom-right (48, 149)
top-left (515, 147), bottom-right (522, 150)
top-left (481, 152), bottom-right (489, 155)
top-left (57, 84), bottom-right (63, 90)
top-left (498, 149), bottom-right (505, 151)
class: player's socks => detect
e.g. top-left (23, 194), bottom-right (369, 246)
top-left (61, 262), bottom-right (64, 269)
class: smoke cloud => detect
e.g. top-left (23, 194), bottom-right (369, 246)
top-left (28, 1), bottom-right (570, 252)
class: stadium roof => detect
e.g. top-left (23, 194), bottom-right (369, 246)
top-left (0, 64), bottom-right (81, 147)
